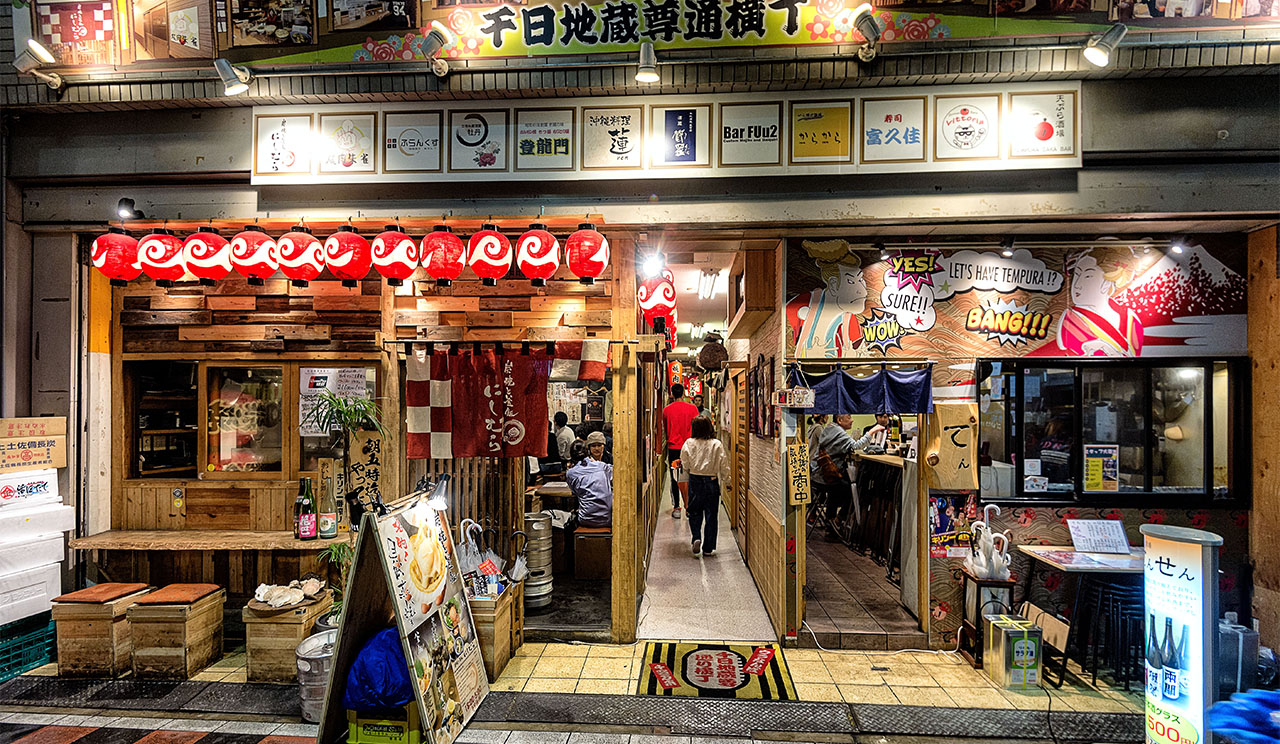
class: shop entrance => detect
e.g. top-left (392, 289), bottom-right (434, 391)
top-left (636, 253), bottom-right (775, 642)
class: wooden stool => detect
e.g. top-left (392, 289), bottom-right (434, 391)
top-left (127, 584), bottom-right (226, 679)
top-left (573, 526), bottom-right (612, 580)
top-left (242, 593), bottom-right (332, 683)
top-left (51, 583), bottom-right (151, 677)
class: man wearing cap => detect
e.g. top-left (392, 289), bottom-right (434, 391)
top-left (586, 430), bottom-right (611, 464)
top-left (566, 439), bottom-right (612, 529)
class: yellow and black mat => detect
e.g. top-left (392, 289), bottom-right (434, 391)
top-left (635, 641), bottom-right (797, 700)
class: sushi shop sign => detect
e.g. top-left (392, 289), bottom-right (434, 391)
top-left (250, 82), bottom-right (1081, 186)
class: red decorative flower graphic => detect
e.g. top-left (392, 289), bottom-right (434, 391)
top-left (931, 602), bottom-right (950, 620)
top-left (1044, 573), bottom-right (1062, 592)
top-left (1190, 510), bottom-right (1210, 529)
top-left (899, 18), bottom-right (930, 40)
top-left (1220, 573), bottom-right (1236, 593)
top-left (805, 17), bottom-right (831, 39)
top-left (1058, 508), bottom-right (1080, 524)
top-left (448, 9), bottom-right (472, 33)
top-left (817, 0), bottom-right (843, 16)
top-left (1145, 510), bottom-right (1168, 525)
top-left (1102, 509), bottom-right (1123, 521)
top-left (1017, 508), bottom-right (1037, 527)
top-left (1232, 511), bottom-right (1249, 529)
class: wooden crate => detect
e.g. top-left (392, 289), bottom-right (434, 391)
top-left (242, 594), bottom-right (333, 683)
top-left (127, 586), bottom-right (226, 679)
top-left (509, 581), bottom-right (524, 653)
top-left (469, 588), bottom-right (512, 682)
top-left (52, 585), bottom-right (152, 678)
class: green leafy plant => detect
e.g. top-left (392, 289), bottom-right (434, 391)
top-left (320, 541), bottom-right (355, 617)
top-left (300, 390), bottom-right (387, 527)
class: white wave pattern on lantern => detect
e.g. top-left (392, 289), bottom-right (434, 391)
top-left (325, 235), bottom-right (357, 272)
top-left (567, 228), bottom-right (609, 279)
top-left (372, 232), bottom-right (420, 278)
top-left (230, 231), bottom-right (279, 279)
top-left (91, 231), bottom-right (142, 283)
top-left (277, 231), bottom-right (325, 282)
top-left (638, 268), bottom-right (677, 324)
top-left (469, 232), bottom-right (512, 277)
top-left (516, 230), bottom-right (559, 280)
top-left (138, 233), bottom-right (187, 282)
top-left (183, 233), bottom-right (232, 281)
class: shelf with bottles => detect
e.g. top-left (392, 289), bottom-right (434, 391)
top-left (128, 360), bottom-right (199, 479)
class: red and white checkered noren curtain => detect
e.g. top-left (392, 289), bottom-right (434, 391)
top-left (405, 348), bottom-right (452, 460)
top-left (549, 340), bottom-right (610, 382)
top-left (38, 1), bottom-right (114, 44)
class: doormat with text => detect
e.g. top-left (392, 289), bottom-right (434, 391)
top-left (636, 641), bottom-right (797, 700)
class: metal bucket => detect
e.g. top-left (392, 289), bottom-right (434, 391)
top-left (525, 573), bottom-right (553, 609)
top-left (296, 629), bottom-right (337, 723)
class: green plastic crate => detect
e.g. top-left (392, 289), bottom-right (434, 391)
top-left (0, 611), bottom-right (56, 683)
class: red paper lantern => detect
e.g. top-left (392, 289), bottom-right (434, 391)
top-left (277, 226), bottom-right (325, 287)
top-left (467, 224), bottom-right (512, 287)
top-left (565, 223), bottom-right (609, 285)
top-left (421, 225), bottom-right (466, 288)
top-left (372, 225), bottom-right (419, 286)
top-left (138, 228), bottom-right (186, 287)
top-left (91, 228), bottom-right (141, 286)
top-left (230, 226), bottom-right (279, 286)
top-left (324, 226), bottom-right (372, 288)
top-left (183, 228), bottom-right (232, 286)
top-left (515, 224), bottom-right (560, 287)
top-left (637, 267), bottom-right (677, 334)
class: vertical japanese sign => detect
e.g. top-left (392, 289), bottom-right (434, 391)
top-left (789, 101), bottom-right (851, 164)
top-left (787, 439), bottom-right (810, 505)
top-left (1008, 91), bottom-right (1077, 158)
top-left (1083, 444), bottom-right (1119, 492)
top-left (253, 114), bottom-right (314, 176)
top-left (349, 430), bottom-right (384, 509)
top-left (375, 499), bottom-right (489, 744)
top-left (860, 97), bottom-right (926, 163)
top-left (651, 105), bottom-right (710, 167)
top-left (1141, 525), bottom-right (1221, 744)
top-left (582, 106), bottom-right (643, 169)
top-left (514, 108), bottom-right (574, 171)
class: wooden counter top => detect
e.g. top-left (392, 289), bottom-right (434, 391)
top-left (70, 530), bottom-right (347, 551)
top-left (855, 453), bottom-right (909, 468)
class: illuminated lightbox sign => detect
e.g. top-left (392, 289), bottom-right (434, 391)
top-left (1141, 524), bottom-right (1222, 744)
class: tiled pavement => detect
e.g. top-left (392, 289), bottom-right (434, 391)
top-left (802, 538), bottom-right (927, 650)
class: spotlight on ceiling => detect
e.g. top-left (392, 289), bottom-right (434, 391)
top-left (213, 58), bottom-right (252, 95)
top-left (421, 21), bottom-right (455, 77)
top-left (853, 4), bottom-right (880, 62)
top-left (117, 198), bottom-right (145, 220)
top-left (876, 241), bottom-right (889, 262)
top-left (641, 252), bottom-right (664, 278)
top-left (636, 41), bottom-right (659, 84)
top-left (12, 39), bottom-right (64, 91)
top-left (1083, 23), bottom-right (1127, 68)
top-left (1001, 238), bottom-right (1015, 258)
top-left (1171, 241), bottom-right (1185, 255)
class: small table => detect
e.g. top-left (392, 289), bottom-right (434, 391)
top-left (1017, 544), bottom-right (1144, 686)
top-left (535, 481), bottom-right (574, 512)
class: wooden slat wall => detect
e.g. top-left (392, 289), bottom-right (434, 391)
top-left (406, 457), bottom-right (524, 564)
top-left (115, 482), bottom-right (296, 531)
top-left (747, 490), bottom-right (785, 637)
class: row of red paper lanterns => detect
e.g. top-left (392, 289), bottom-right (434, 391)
top-left (90, 223), bottom-right (609, 288)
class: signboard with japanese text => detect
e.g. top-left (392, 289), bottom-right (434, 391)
top-left (1141, 525), bottom-right (1221, 744)
top-left (298, 367), bottom-right (373, 436)
top-left (374, 498), bottom-right (489, 744)
top-left (786, 440), bottom-right (810, 505)
top-left (515, 108), bottom-right (575, 171)
top-left (1083, 444), bottom-right (1120, 492)
top-left (250, 83), bottom-right (1081, 184)
top-left (384, 111), bottom-right (443, 173)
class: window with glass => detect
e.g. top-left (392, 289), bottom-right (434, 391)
top-left (298, 366), bottom-right (378, 472)
top-left (206, 366), bottom-right (284, 473)
top-left (977, 359), bottom-right (1246, 504)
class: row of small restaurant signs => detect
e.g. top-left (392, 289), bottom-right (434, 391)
top-left (250, 82), bottom-right (1081, 184)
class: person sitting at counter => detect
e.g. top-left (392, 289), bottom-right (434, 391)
top-left (586, 430), bottom-right (611, 464)
top-left (811, 414), bottom-right (885, 532)
top-left (566, 439), bottom-right (613, 528)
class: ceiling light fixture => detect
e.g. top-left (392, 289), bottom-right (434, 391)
top-left (12, 40), bottom-right (64, 91)
top-left (1083, 23), bottom-right (1127, 67)
top-left (421, 21), bottom-right (455, 77)
top-left (876, 241), bottom-right (889, 262)
top-left (641, 252), bottom-right (664, 278)
top-left (1171, 242), bottom-right (1185, 255)
top-left (853, 3), bottom-right (880, 62)
top-left (213, 58), bottom-right (252, 95)
top-left (636, 41), bottom-right (659, 83)
top-left (117, 198), bottom-right (145, 220)
top-left (1001, 238), bottom-right (1015, 258)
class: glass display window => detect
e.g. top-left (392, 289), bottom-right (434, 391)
top-left (205, 365), bottom-right (285, 475)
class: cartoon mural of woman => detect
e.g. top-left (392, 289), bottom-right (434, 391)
top-left (1055, 250), bottom-right (1143, 357)
top-left (785, 239), bottom-right (869, 358)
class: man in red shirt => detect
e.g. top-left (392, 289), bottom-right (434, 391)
top-left (662, 383), bottom-right (699, 518)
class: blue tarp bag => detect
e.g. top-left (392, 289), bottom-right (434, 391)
top-left (342, 627), bottom-right (414, 712)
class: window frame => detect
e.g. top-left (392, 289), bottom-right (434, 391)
top-left (979, 357), bottom-right (1249, 508)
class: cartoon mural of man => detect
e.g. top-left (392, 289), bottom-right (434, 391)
top-left (1055, 249), bottom-right (1143, 357)
top-left (785, 239), bottom-right (868, 358)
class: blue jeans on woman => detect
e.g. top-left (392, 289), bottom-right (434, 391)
top-left (687, 474), bottom-right (720, 553)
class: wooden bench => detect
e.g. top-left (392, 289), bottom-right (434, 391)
top-left (573, 526), bottom-right (612, 580)
top-left (243, 593), bottom-right (333, 683)
top-left (127, 583), bottom-right (226, 679)
top-left (52, 583), bottom-right (152, 678)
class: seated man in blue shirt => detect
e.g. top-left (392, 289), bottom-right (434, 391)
top-left (566, 439), bottom-right (613, 528)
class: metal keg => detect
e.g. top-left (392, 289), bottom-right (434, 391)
top-left (524, 572), bottom-right (554, 609)
top-left (296, 629), bottom-right (336, 723)
top-left (523, 511), bottom-right (553, 608)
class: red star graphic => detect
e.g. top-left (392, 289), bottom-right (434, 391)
top-left (914, 316), bottom-right (924, 326)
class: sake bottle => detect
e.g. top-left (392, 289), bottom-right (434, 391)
top-left (1145, 614), bottom-right (1162, 697)
top-left (1160, 617), bottom-right (1179, 701)
top-left (297, 477), bottom-right (318, 540)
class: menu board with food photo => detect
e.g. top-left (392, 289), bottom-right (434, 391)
top-left (230, 0), bottom-right (315, 46)
top-left (376, 499), bottom-right (488, 744)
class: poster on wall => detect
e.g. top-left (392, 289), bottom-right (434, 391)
top-left (330, 0), bottom-right (415, 32)
top-left (375, 499), bottom-right (489, 744)
top-left (384, 111), bottom-right (442, 173)
top-left (1008, 91), bottom-right (1077, 158)
top-left (718, 103), bottom-right (782, 167)
top-left (790, 101), bottom-right (851, 164)
top-left (318, 113), bottom-right (377, 173)
top-left (1083, 444), bottom-right (1120, 492)
top-left (298, 367), bottom-right (371, 436)
top-left (449, 110), bottom-right (508, 172)
top-left (929, 493), bottom-right (977, 558)
top-left (581, 107), bottom-right (643, 170)
top-left (168, 6), bottom-right (201, 49)
top-left (650, 105), bottom-right (711, 168)
top-left (34, 0), bottom-right (116, 65)
top-left (860, 97), bottom-right (927, 164)
top-left (514, 109), bottom-right (574, 171)
top-left (934, 95), bottom-right (1000, 161)
top-left (229, 0), bottom-right (315, 46)
top-left (784, 238), bottom-right (1248, 359)
top-left (253, 114), bottom-right (314, 175)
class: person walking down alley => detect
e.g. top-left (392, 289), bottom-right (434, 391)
top-left (810, 414), bottom-right (885, 534)
top-left (662, 383), bottom-right (699, 519)
top-left (679, 414), bottom-right (729, 556)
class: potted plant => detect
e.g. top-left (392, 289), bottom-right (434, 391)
top-left (315, 541), bottom-right (353, 632)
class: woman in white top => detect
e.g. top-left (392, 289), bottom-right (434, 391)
top-left (678, 415), bottom-right (729, 556)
